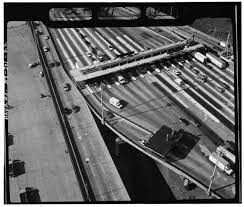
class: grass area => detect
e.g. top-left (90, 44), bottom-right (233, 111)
top-left (192, 18), bottom-right (233, 45)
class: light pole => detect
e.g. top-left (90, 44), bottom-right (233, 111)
top-left (100, 84), bottom-right (104, 125)
top-left (207, 150), bottom-right (222, 196)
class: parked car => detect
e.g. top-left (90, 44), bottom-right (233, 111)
top-left (39, 71), bottom-right (44, 77)
top-left (179, 118), bottom-right (189, 126)
top-left (44, 35), bottom-right (49, 40)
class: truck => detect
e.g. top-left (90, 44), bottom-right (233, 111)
top-left (209, 152), bottom-right (233, 175)
top-left (193, 52), bottom-right (207, 63)
top-left (109, 97), bottom-right (123, 109)
top-left (216, 146), bottom-right (235, 164)
top-left (174, 78), bottom-right (184, 85)
top-left (206, 52), bottom-right (226, 69)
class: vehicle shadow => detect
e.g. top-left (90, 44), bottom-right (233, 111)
top-left (20, 187), bottom-right (41, 203)
top-left (120, 100), bottom-right (128, 108)
top-left (12, 160), bottom-right (25, 177)
top-left (7, 133), bottom-right (14, 147)
top-left (166, 132), bottom-right (200, 162)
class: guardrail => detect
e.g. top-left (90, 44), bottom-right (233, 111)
top-left (29, 21), bottom-right (96, 202)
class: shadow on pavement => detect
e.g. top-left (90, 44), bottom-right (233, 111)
top-left (19, 187), bottom-right (41, 203)
top-left (7, 133), bottom-right (14, 147)
top-left (166, 132), bottom-right (200, 162)
top-left (12, 160), bottom-right (25, 177)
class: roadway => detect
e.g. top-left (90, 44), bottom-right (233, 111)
top-left (7, 22), bottom-right (82, 202)
top-left (38, 23), bottom-right (130, 201)
top-left (43, 10), bottom-right (236, 199)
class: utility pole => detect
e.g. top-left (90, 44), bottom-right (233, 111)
top-left (213, 27), bottom-right (216, 38)
top-left (225, 33), bottom-right (230, 55)
top-left (100, 84), bottom-right (104, 125)
top-left (207, 150), bottom-right (222, 196)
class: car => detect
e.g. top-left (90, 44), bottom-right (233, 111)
top-left (109, 97), bottom-right (123, 109)
top-left (198, 73), bottom-right (207, 79)
top-left (111, 77), bottom-right (120, 86)
top-left (190, 119), bottom-right (201, 127)
top-left (163, 66), bottom-right (169, 71)
top-left (179, 118), bottom-right (189, 126)
top-left (136, 69), bottom-right (144, 78)
top-left (72, 105), bottom-right (79, 113)
top-left (195, 76), bottom-right (207, 83)
top-left (43, 46), bottom-right (49, 52)
top-left (104, 110), bottom-right (115, 119)
top-left (154, 67), bottom-right (161, 73)
top-left (28, 61), bottom-right (39, 69)
top-left (192, 67), bottom-right (199, 74)
top-left (172, 70), bottom-right (181, 75)
top-left (64, 107), bottom-right (72, 115)
top-left (108, 45), bottom-right (114, 50)
top-left (44, 35), bottom-right (49, 40)
top-left (220, 82), bottom-right (230, 89)
top-left (86, 52), bottom-right (92, 57)
top-left (97, 54), bottom-right (104, 61)
top-left (139, 139), bottom-right (146, 145)
top-left (215, 85), bottom-right (225, 93)
top-left (103, 79), bottom-right (111, 89)
top-left (117, 75), bottom-right (128, 85)
top-left (128, 72), bottom-right (136, 81)
top-left (75, 28), bottom-right (79, 32)
top-left (39, 71), bottom-right (44, 77)
top-left (64, 83), bottom-right (70, 91)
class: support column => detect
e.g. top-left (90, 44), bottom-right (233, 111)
top-left (115, 137), bottom-right (125, 157)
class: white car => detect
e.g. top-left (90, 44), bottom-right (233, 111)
top-left (164, 66), bottom-right (169, 70)
top-left (86, 52), bottom-right (92, 57)
top-left (43, 46), bottom-right (49, 52)
top-left (172, 70), bottom-right (181, 75)
top-left (117, 75), bottom-right (128, 84)
top-left (111, 77), bottom-right (120, 86)
top-left (136, 70), bottom-right (144, 78)
top-left (39, 71), bottom-right (44, 77)
top-left (103, 80), bottom-right (111, 89)
top-left (147, 70), bottom-right (153, 75)
top-left (44, 35), bottom-right (49, 40)
top-left (155, 67), bottom-right (161, 73)
top-left (108, 45), bottom-right (114, 50)
top-left (109, 97), bottom-right (123, 109)
top-left (129, 72), bottom-right (136, 81)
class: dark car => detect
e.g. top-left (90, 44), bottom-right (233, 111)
top-left (72, 105), bottom-right (79, 113)
top-left (64, 107), bottom-right (72, 115)
top-left (179, 118), bottom-right (189, 126)
top-left (220, 82), bottom-right (230, 89)
top-left (104, 110), bottom-right (115, 119)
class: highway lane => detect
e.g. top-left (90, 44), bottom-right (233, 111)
top-left (207, 62), bottom-right (234, 85)
top-left (177, 64), bottom-right (235, 116)
top-left (194, 61), bottom-right (235, 95)
top-left (155, 72), bottom-right (235, 131)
